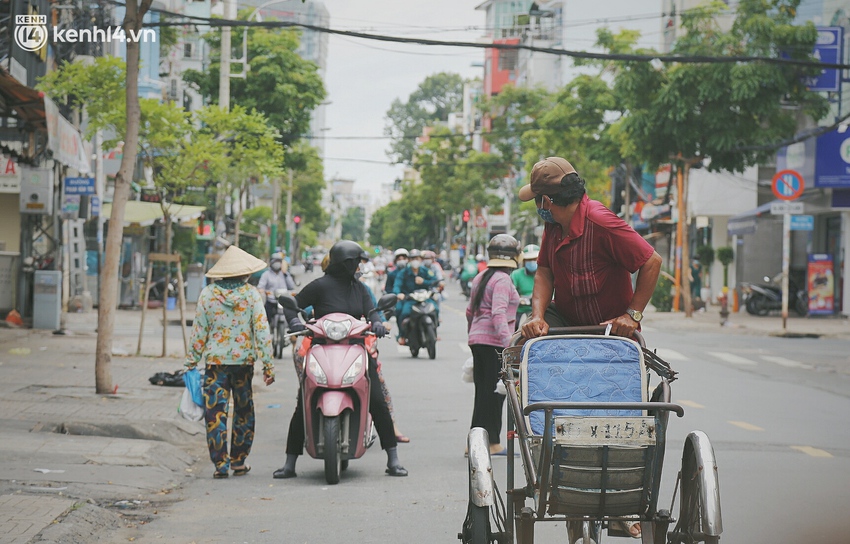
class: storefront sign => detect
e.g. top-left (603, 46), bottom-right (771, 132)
top-left (807, 254), bottom-right (834, 315)
top-left (63, 176), bottom-right (95, 195)
top-left (44, 97), bottom-right (91, 174)
top-left (0, 155), bottom-right (21, 193)
top-left (815, 128), bottom-right (850, 188)
top-left (790, 215), bottom-right (814, 231)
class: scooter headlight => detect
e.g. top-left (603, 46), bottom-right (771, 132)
top-left (307, 354), bottom-right (327, 385)
top-left (341, 355), bottom-right (364, 385)
top-left (322, 319), bottom-right (352, 341)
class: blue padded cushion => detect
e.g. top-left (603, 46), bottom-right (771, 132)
top-left (524, 337), bottom-right (643, 436)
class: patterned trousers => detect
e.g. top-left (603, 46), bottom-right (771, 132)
top-left (204, 365), bottom-right (255, 474)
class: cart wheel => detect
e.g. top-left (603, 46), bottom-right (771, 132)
top-left (671, 431), bottom-right (722, 544)
top-left (460, 503), bottom-right (491, 544)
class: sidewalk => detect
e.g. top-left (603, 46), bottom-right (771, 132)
top-left (644, 304), bottom-right (850, 339)
top-left (0, 308), bottom-right (208, 543)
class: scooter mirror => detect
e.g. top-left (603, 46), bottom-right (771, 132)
top-left (376, 294), bottom-right (398, 312)
top-left (277, 293), bottom-right (300, 312)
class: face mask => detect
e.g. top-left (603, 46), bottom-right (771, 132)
top-left (396, 259), bottom-right (407, 268)
top-left (537, 206), bottom-right (557, 224)
top-left (525, 261), bottom-right (538, 273)
top-left (410, 259), bottom-right (422, 269)
top-left (271, 262), bottom-right (282, 272)
top-left (423, 259), bottom-right (433, 267)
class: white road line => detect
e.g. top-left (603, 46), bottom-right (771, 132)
top-left (790, 446), bottom-right (833, 458)
top-left (458, 343), bottom-right (471, 354)
top-left (678, 400), bottom-right (705, 409)
top-left (654, 348), bottom-right (688, 362)
top-left (728, 420), bottom-right (765, 431)
top-left (707, 352), bottom-right (758, 366)
top-left (760, 355), bottom-right (813, 370)
top-left (396, 345), bottom-right (408, 355)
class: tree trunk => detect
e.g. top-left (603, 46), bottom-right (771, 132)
top-left (681, 161), bottom-right (693, 318)
top-left (234, 181), bottom-right (246, 245)
top-left (94, 0), bottom-right (153, 394)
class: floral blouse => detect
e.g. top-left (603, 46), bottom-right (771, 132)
top-left (184, 282), bottom-right (274, 376)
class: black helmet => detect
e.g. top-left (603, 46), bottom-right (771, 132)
top-left (329, 241), bottom-right (365, 267)
top-left (486, 234), bottom-right (521, 269)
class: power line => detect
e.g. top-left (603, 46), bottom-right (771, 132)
top-left (136, 7), bottom-right (850, 70)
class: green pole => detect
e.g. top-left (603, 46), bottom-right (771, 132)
top-left (270, 223), bottom-right (277, 256)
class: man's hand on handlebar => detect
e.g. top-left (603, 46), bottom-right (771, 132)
top-left (521, 316), bottom-right (548, 339)
top-left (600, 313), bottom-right (638, 338)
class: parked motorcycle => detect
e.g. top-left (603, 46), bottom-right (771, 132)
top-left (742, 274), bottom-right (808, 317)
top-left (401, 288), bottom-right (439, 359)
top-left (271, 288), bottom-right (292, 359)
top-left (278, 292), bottom-right (398, 485)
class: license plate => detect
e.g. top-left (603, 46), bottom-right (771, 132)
top-left (554, 417), bottom-right (656, 446)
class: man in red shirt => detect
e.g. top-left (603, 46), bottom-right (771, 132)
top-left (519, 157), bottom-right (662, 339)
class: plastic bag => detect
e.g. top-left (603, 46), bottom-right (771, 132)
top-left (183, 368), bottom-right (203, 406)
top-left (461, 356), bottom-right (474, 383)
top-left (179, 388), bottom-right (204, 421)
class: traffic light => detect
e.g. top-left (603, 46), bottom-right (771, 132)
top-left (293, 215), bottom-right (301, 230)
top-left (462, 209), bottom-right (470, 223)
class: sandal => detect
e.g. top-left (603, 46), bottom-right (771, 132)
top-left (610, 520), bottom-right (641, 538)
top-left (232, 464), bottom-right (251, 476)
top-left (395, 434), bottom-right (410, 443)
top-left (213, 471), bottom-right (229, 479)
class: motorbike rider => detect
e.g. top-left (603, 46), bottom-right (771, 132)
top-left (384, 248), bottom-right (409, 295)
top-left (273, 240), bottom-right (408, 479)
top-left (393, 249), bottom-right (439, 345)
top-left (511, 244), bottom-right (539, 326)
top-left (257, 252), bottom-right (296, 321)
top-left (460, 254), bottom-right (479, 298)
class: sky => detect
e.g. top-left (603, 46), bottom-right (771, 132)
top-left (316, 0), bottom-right (664, 197)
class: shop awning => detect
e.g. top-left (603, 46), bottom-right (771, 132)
top-left (101, 201), bottom-right (206, 227)
top-left (727, 194), bottom-right (817, 236)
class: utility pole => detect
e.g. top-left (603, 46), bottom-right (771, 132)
top-left (269, 175), bottom-right (279, 255)
top-left (285, 169), bottom-right (293, 256)
top-left (673, 164), bottom-right (683, 312)
top-left (218, 0), bottom-right (233, 111)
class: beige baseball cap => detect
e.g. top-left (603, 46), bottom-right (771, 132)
top-left (518, 157), bottom-right (577, 202)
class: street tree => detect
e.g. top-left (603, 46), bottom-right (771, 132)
top-left (341, 207), bottom-right (366, 241)
top-left (183, 20), bottom-right (325, 146)
top-left (39, 2), bottom-right (154, 393)
top-left (603, 0), bottom-right (829, 315)
top-left (385, 72), bottom-right (464, 165)
top-left (195, 105), bottom-right (285, 245)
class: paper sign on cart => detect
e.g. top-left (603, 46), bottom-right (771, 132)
top-left (554, 417), bottom-right (656, 446)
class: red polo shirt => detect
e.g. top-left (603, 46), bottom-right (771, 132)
top-left (538, 194), bottom-right (654, 326)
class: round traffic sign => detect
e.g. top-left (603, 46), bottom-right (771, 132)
top-left (772, 170), bottom-right (805, 201)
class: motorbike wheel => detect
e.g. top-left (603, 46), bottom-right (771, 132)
top-left (323, 416), bottom-right (342, 485)
top-left (410, 347), bottom-right (420, 358)
top-left (746, 295), bottom-right (769, 316)
top-left (794, 296), bottom-right (809, 317)
top-left (425, 326), bottom-right (437, 360)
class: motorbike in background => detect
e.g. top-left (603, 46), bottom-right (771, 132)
top-left (741, 274), bottom-right (808, 316)
top-left (401, 288), bottom-right (440, 360)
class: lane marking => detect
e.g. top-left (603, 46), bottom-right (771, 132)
top-left (654, 348), bottom-right (688, 362)
top-left (458, 343), bottom-right (471, 354)
top-left (728, 420), bottom-right (764, 431)
top-left (760, 355), bottom-right (813, 370)
top-left (790, 446), bottom-right (833, 458)
top-left (678, 400), bottom-right (705, 409)
top-left (708, 352), bottom-right (758, 366)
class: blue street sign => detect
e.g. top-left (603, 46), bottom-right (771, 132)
top-left (91, 196), bottom-right (100, 217)
top-left (815, 128), bottom-right (850, 188)
top-left (790, 215), bottom-right (814, 231)
top-left (64, 176), bottom-right (96, 195)
top-left (807, 27), bottom-right (843, 92)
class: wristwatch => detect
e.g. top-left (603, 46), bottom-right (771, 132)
top-left (626, 308), bottom-right (643, 323)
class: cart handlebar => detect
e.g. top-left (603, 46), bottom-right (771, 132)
top-left (523, 401), bottom-right (685, 418)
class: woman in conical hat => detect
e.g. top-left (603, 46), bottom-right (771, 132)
top-left (186, 245), bottom-right (276, 478)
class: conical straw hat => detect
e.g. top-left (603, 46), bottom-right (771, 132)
top-left (205, 246), bottom-right (267, 278)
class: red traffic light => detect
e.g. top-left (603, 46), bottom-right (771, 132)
top-left (293, 215), bottom-right (301, 224)
top-left (462, 209), bottom-right (470, 223)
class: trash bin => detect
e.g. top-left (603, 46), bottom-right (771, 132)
top-left (186, 263), bottom-right (205, 303)
top-left (33, 270), bottom-right (62, 330)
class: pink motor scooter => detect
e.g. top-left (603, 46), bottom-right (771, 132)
top-left (279, 293), bottom-right (397, 485)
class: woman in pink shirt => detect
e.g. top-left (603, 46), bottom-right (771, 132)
top-left (466, 234), bottom-right (521, 455)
